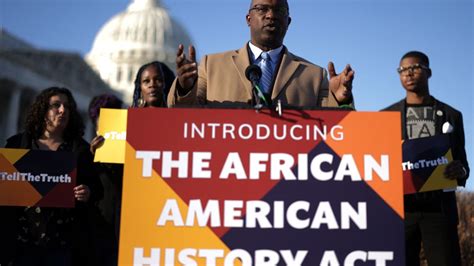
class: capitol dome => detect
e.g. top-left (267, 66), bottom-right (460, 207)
top-left (86, 0), bottom-right (192, 103)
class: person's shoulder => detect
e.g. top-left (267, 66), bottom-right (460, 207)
top-left (72, 137), bottom-right (91, 153)
top-left (5, 133), bottom-right (27, 148)
top-left (434, 97), bottom-right (462, 115)
top-left (205, 46), bottom-right (245, 59)
top-left (381, 99), bottom-right (405, 111)
top-left (77, 137), bottom-right (90, 148)
top-left (286, 50), bottom-right (323, 70)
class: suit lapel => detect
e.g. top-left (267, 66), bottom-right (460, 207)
top-left (232, 45), bottom-right (253, 98)
top-left (272, 49), bottom-right (300, 99)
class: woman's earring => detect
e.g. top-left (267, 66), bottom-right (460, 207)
top-left (138, 96), bottom-right (146, 108)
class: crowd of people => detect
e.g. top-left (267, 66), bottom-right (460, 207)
top-left (0, 0), bottom-right (469, 265)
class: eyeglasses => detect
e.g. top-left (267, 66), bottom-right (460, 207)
top-left (249, 4), bottom-right (289, 16)
top-left (397, 64), bottom-right (429, 75)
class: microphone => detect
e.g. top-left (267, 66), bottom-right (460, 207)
top-left (245, 65), bottom-right (267, 108)
top-left (245, 64), bottom-right (262, 84)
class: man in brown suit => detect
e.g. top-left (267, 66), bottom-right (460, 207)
top-left (168, 0), bottom-right (354, 108)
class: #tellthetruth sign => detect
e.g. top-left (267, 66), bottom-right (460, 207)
top-left (0, 148), bottom-right (77, 208)
top-left (119, 108), bottom-right (404, 266)
top-left (402, 134), bottom-right (457, 194)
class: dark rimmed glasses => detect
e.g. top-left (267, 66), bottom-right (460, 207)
top-left (397, 63), bottom-right (429, 75)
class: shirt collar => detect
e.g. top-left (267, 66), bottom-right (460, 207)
top-left (248, 42), bottom-right (283, 63)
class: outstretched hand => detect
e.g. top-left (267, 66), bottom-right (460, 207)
top-left (328, 62), bottom-right (354, 104)
top-left (176, 44), bottom-right (197, 93)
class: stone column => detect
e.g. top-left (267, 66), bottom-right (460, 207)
top-left (5, 89), bottom-right (22, 139)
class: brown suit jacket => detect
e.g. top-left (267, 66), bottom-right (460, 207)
top-left (168, 43), bottom-right (340, 108)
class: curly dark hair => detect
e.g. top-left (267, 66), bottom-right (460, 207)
top-left (131, 61), bottom-right (175, 108)
top-left (25, 87), bottom-right (85, 141)
top-left (88, 93), bottom-right (123, 127)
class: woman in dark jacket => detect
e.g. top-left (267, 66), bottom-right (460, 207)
top-left (87, 93), bottom-right (123, 266)
top-left (2, 87), bottom-right (101, 266)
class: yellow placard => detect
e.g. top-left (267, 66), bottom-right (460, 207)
top-left (94, 108), bottom-right (127, 164)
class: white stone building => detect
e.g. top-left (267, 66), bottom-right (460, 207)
top-left (0, 29), bottom-right (118, 145)
top-left (0, 0), bottom-right (191, 144)
top-left (86, 0), bottom-right (192, 104)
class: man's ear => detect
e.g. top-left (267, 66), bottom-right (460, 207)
top-left (427, 68), bottom-right (432, 78)
top-left (288, 16), bottom-right (292, 26)
top-left (246, 14), bottom-right (251, 26)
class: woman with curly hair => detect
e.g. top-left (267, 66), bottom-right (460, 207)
top-left (2, 87), bottom-right (101, 266)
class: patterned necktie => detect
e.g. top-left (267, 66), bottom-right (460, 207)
top-left (259, 52), bottom-right (273, 94)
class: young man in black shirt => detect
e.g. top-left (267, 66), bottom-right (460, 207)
top-left (383, 51), bottom-right (469, 266)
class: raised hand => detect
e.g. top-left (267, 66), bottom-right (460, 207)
top-left (90, 135), bottom-right (105, 154)
top-left (176, 44), bottom-right (197, 93)
top-left (328, 62), bottom-right (355, 104)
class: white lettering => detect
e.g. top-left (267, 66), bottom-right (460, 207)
top-left (157, 199), bottom-right (184, 226)
top-left (219, 153), bottom-right (247, 179)
top-left (136, 151), bottom-right (160, 178)
top-left (192, 152), bottom-right (212, 178)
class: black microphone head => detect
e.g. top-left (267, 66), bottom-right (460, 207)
top-left (245, 65), bottom-right (262, 82)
